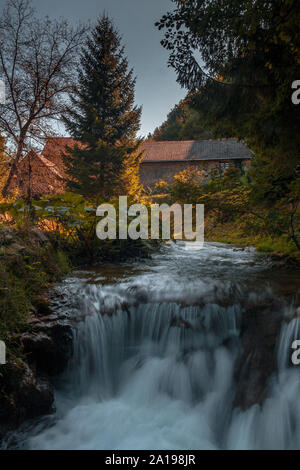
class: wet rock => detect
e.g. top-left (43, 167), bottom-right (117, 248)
top-left (0, 360), bottom-right (54, 440)
top-left (135, 288), bottom-right (149, 304)
top-left (234, 300), bottom-right (283, 410)
top-left (17, 362), bottom-right (55, 419)
top-left (170, 316), bottom-right (193, 330)
top-left (32, 295), bottom-right (53, 317)
top-left (21, 319), bottom-right (73, 376)
top-left (234, 343), bottom-right (274, 410)
top-left (0, 298), bottom-right (73, 440)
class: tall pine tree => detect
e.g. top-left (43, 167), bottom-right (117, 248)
top-left (63, 15), bottom-right (142, 201)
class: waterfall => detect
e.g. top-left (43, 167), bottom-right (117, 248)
top-left (6, 242), bottom-right (300, 450)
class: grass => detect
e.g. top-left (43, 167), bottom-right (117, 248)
top-left (205, 216), bottom-right (300, 262)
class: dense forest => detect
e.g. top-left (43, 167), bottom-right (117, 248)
top-left (149, 98), bottom-right (212, 141)
top-left (152, 0), bottom-right (300, 256)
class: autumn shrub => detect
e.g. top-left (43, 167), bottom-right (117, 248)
top-left (169, 168), bottom-right (205, 204)
top-left (153, 180), bottom-right (169, 195)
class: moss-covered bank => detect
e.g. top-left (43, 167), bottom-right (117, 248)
top-left (205, 216), bottom-right (300, 267)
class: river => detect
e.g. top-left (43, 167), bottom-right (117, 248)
top-left (5, 242), bottom-right (300, 449)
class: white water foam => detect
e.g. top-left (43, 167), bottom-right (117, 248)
top-left (11, 242), bottom-right (299, 450)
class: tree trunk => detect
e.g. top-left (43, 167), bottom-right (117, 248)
top-left (290, 207), bottom-right (300, 251)
top-left (2, 134), bottom-right (26, 197)
top-left (2, 160), bottom-right (19, 197)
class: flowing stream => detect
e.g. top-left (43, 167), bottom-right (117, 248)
top-left (7, 242), bottom-right (300, 449)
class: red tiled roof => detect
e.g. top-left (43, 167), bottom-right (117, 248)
top-left (41, 137), bottom-right (252, 165)
top-left (140, 139), bottom-right (252, 162)
top-left (7, 150), bottom-right (66, 196)
top-left (37, 154), bottom-right (64, 179)
top-left (42, 137), bottom-right (81, 167)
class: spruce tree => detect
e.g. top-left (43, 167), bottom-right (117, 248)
top-left (63, 15), bottom-right (142, 201)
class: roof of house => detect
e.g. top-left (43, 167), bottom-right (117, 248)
top-left (140, 139), bottom-right (253, 162)
top-left (42, 137), bottom-right (80, 166)
top-left (41, 137), bottom-right (253, 166)
top-left (6, 137), bottom-right (253, 196)
top-left (8, 150), bottom-right (66, 197)
top-left (37, 154), bottom-right (65, 179)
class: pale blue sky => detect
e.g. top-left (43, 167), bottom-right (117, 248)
top-left (31, 0), bottom-right (185, 137)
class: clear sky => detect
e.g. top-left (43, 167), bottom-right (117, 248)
top-left (31, 0), bottom-right (186, 137)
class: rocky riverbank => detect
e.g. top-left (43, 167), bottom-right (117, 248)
top-left (0, 227), bottom-right (73, 440)
top-left (0, 289), bottom-right (74, 440)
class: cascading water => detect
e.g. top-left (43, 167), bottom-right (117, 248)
top-left (4, 242), bottom-right (300, 450)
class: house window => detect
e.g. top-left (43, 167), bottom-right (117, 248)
top-left (219, 162), bottom-right (231, 171)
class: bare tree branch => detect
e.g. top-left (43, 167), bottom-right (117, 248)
top-left (0, 0), bottom-right (88, 196)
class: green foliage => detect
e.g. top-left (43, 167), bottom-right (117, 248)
top-left (169, 167), bottom-right (205, 203)
top-left (153, 180), bottom-right (169, 195)
top-left (157, 0), bottom-right (300, 161)
top-left (168, 163), bottom-right (300, 254)
top-left (0, 192), bottom-right (161, 263)
top-left (246, 156), bottom-right (300, 250)
top-left (150, 97), bottom-right (212, 141)
top-left (256, 236), bottom-right (298, 256)
top-left (206, 216), bottom-right (300, 259)
top-left (63, 15), bottom-right (142, 200)
top-left (205, 166), bottom-right (242, 193)
top-left (157, 0), bottom-right (300, 252)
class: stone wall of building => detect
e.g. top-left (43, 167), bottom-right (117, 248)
top-left (139, 159), bottom-right (251, 188)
